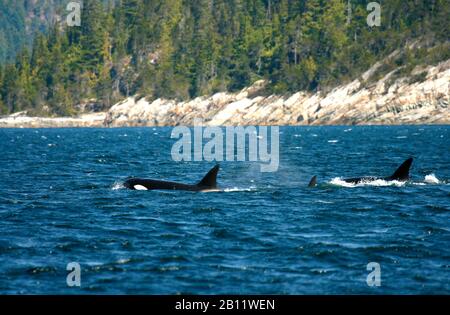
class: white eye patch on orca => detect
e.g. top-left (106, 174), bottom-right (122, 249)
top-left (133, 185), bottom-right (148, 190)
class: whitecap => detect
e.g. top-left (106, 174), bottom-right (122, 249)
top-left (223, 186), bottom-right (257, 192)
top-left (159, 266), bottom-right (179, 271)
top-left (116, 258), bottom-right (131, 264)
top-left (316, 200), bottom-right (334, 204)
top-left (328, 140), bottom-right (339, 143)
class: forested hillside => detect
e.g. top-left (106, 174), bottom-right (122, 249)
top-left (0, 0), bottom-right (448, 116)
top-left (0, 0), bottom-right (63, 63)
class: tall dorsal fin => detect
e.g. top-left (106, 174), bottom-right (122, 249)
top-left (308, 176), bottom-right (317, 187)
top-left (197, 165), bottom-right (220, 188)
top-left (388, 158), bottom-right (413, 181)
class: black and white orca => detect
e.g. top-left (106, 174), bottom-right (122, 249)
top-left (308, 158), bottom-right (413, 187)
top-left (123, 165), bottom-right (220, 192)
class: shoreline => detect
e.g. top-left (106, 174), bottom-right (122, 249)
top-left (1, 59), bottom-right (449, 129)
top-left (1, 116), bottom-right (448, 129)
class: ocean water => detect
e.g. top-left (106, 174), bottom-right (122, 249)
top-left (0, 125), bottom-right (449, 294)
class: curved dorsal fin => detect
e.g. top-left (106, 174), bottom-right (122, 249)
top-left (388, 158), bottom-right (413, 181)
top-left (197, 165), bottom-right (220, 188)
top-left (308, 176), bottom-right (317, 187)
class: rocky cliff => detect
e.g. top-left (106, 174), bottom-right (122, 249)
top-left (104, 58), bottom-right (449, 127)
top-left (1, 58), bottom-right (448, 128)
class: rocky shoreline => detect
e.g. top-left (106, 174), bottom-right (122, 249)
top-left (1, 59), bottom-right (449, 128)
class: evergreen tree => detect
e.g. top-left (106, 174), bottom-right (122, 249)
top-left (0, 0), bottom-right (447, 115)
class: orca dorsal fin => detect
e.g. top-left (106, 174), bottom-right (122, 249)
top-left (197, 165), bottom-right (220, 188)
top-left (308, 176), bottom-right (317, 187)
top-left (388, 158), bottom-right (413, 181)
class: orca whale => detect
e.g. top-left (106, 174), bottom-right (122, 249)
top-left (124, 165), bottom-right (220, 191)
top-left (308, 158), bottom-right (413, 187)
top-left (308, 175), bottom-right (317, 187)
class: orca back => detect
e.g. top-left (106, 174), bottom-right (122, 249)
top-left (124, 164), bottom-right (220, 191)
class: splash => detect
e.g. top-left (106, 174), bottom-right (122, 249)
top-left (223, 186), bottom-right (257, 192)
top-left (329, 178), bottom-right (406, 187)
top-left (112, 182), bottom-right (125, 190)
top-left (329, 178), bottom-right (356, 187)
top-left (424, 174), bottom-right (440, 184)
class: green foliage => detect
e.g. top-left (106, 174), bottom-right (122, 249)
top-left (0, 0), bottom-right (448, 115)
top-left (0, 0), bottom-right (63, 63)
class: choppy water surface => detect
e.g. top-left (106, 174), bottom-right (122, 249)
top-left (0, 125), bottom-right (449, 294)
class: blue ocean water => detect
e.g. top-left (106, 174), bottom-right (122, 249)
top-left (0, 125), bottom-right (449, 294)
